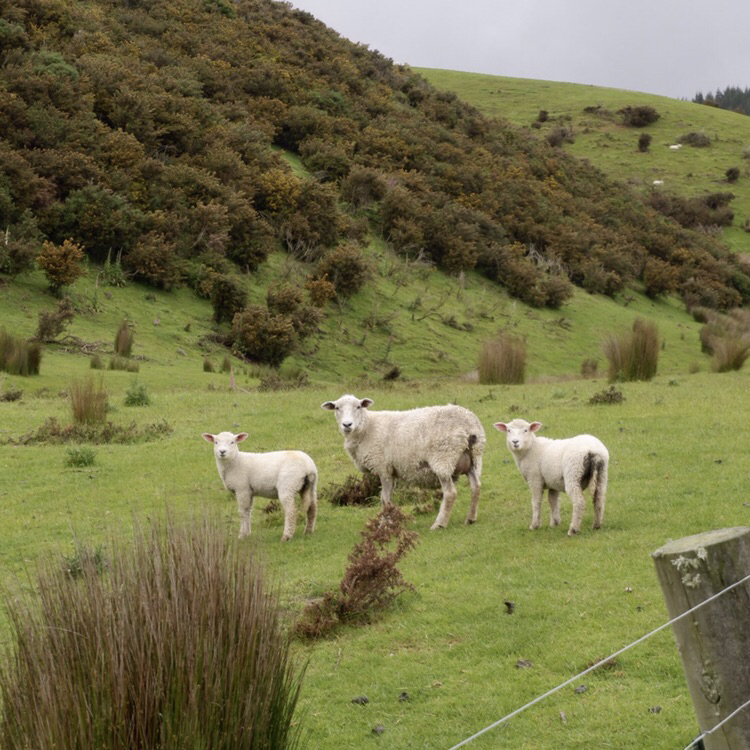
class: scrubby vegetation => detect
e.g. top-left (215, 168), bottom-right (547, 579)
top-left (1, 0), bottom-right (749, 329)
top-left (602, 318), bottom-right (660, 382)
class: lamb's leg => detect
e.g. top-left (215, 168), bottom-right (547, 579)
top-left (279, 493), bottom-right (297, 542)
top-left (529, 483), bottom-right (544, 530)
top-left (464, 466), bottom-right (481, 524)
top-left (592, 463), bottom-right (608, 530)
top-left (548, 490), bottom-right (561, 527)
top-left (303, 485), bottom-right (317, 534)
top-left (237, 490), bottom-right (254, 539)
top-left (566, 483), bottom-right (586, 536)
top-left (431, 475), bottom-right (457, 530)
top-left (380, 474), bottom-right (394, 506)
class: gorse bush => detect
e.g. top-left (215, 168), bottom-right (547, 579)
top-left (618, 105), bottom-right (660, 127)
top-left (296, 504), bottom-right (418, 639)
top-left (0, 515), bottom-right (305, 750)
top-left (478, 333), bottom-right (527, 385)
top-left (37, 239), bottom-right (86, 294)
top-left (0, 329), bottom-right (41, 376)
top-left (69, 375), bottom-right (108, 426)
top-left (316, 243), bottom-right (371, 298)
top-left (602, 318), bottom-right (660, 382)
top-left (231, 305), bottom-right (297, 368)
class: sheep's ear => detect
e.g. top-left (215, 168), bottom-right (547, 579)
top-left (236, 432), bottom-right (248, 442)
top-left (321, 401), bottom-right (336, 410)
top-left (360, 398), bottom-right (373, 408)
top-left (494, 422), bottom-right (508, 432)
top-left (202, 433), bottom-right (215, 443)
top-left (530, 422), bottom-right (543, 432)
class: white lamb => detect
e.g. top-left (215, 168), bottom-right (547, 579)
top-left (494, 419), bottom-right (609, 536)
top-left (202, 431), bottom-right (318, 541)
top-left (322, 394), bottom-right (486, 530)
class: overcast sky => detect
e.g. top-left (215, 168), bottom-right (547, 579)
top-left (289, 0), bottom-right (750, 100)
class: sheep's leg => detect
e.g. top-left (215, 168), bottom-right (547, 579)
top-left (592, 463), bottom-right (608, 530)
top-left (566, 483), bottom-right (586, 536)
top-left (237, 491), bottom-right (254, 539)
top-left (431, 475), bottom-right (457, 530)
top-left (464, 467), bottom-right (481, 524)
top-left (529, 484), bottom-right (544, 530)
top-left (379, 474), bottom-right (394, 506)
top-left (303, 485), bottom-right (317, 534)
top-left (548, 490), bottom-right (561, 527)
top-left (279, 493), bottom-right (297, 542)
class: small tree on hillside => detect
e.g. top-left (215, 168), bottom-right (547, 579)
top-left (37, 239), bottom-right (86, 294)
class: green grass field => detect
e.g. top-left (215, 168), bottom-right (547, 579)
top-left (1, 260), bottom-right (749, 748)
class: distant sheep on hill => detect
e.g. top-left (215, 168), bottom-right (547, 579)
top-left (322, 395), bottom-right (486, 530)
top-left (202, 431), bottom-right (318, 541)
top-left (494, 419), bottom-right (609, 536)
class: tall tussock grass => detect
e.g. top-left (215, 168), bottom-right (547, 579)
top-left (0, 515), bottom-right (305, 750)
top-left (69, 375), bottom-right (108, 425)
top-left (693, 306), bottom-right (750, 372)
top-left (602, 318), bottom-right (659, 381)
top-left (478, 332), bottom-right (526, 384)
top-left (0, 328), bottom-right (41, 376)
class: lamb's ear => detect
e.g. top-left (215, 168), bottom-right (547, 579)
top-left (530, 422), bottom-right (543, 432)
top-left (236, 432), bottom-right (249, 442)
top-left (202, 433), bottom-right (216, 443)
top-left (321, 401), bottom-right (336, 410)
top-left (360, 398), bottom-right (373, 408)
top-left (494, 422), bottom-right (508, 432)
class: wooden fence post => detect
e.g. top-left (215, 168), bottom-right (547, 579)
top-left (652, 526), bottom-right (750, 750)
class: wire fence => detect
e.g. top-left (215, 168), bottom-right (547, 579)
top-left (448, 570), bottom-right (750, 750)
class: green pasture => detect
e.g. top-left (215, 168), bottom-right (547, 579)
top-left (417, 68), bottom-right (750, 254)
top-left (1, 264), bottom-right (748, 748)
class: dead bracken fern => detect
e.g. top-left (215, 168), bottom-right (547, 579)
top-left (295, 504), bottom-right (418, 639)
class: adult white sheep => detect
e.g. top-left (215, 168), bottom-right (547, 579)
top-left (321, 394), bottom-right (486, 530)
top-left (202, 431), bottom-right (318, 541)
top-left (494, 419), bottom-right (609, 536)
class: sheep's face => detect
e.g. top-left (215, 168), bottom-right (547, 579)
top-left (321, 395), bottom-right (373, 436)
top-left (494, 419), bottom-right (541, 453)
top-left (202, 431), bottom-right (248, 460)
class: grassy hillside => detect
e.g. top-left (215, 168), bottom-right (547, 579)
top-left (417, 69), bottom-right (750, 253)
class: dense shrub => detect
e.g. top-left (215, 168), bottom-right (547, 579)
top-left (602, 318), bottom-right (659, 382)
top-left (0, 328), bottom-right (41, 376)
top-left (267, 284), bottom-right (322, 338)
top-left (340, 166), bottom-right (387, 207)
top-left (295, 504), bottom-right (418, 639)
top-left (646, 191), bottom-right (735, 229)
top-left (619, 105), bottom-right (660, 127)
top-left (0, 515), bottom-right (304, 749)
top-left (678, 131), bottom-right (711, 147)
top-left (637, 133), bottom-right (652, 152)
top-left (304, 276), bottom-right (336, 308)
top-left (69, 375), bottom-right (108, 426)
top-left (643, 257), bottom-right (679, 298)
top-left (478, 332), bottom-right (526, 384)
top-left (37, 239), bottom-right (86, 294)
top-left (726, 167), bottom-right (741, 183)
top-left (125, 232), bottom-right (181, 290)
top-left (210, 274), bottom-right (247, 325)
top-left (316, 243), bottom-right (371, 298)
top-left (546, 126), bottom-right (575, 147)
top-left (231, 305), bottom-right (297, 368)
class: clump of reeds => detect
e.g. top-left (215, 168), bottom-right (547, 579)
top-left (478, 332), bottom-right (526, 384)
top-left (0, 514), bottom-right (304, 750)
top-left (602, 318), bottom-right (659, 382)
top-left (69, 375), bottom-right (108, 426)
top-left (0, 328), bottom-right (42, 376)
top-left (113, 319), bottom-right (134, 357)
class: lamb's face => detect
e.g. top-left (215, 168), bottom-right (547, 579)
top-left (494, 419), bottom-right (541, 453)
top-left (321, 395), bottom-right (373, 436)
top-left (202, 431), bottom-right (248, 460)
